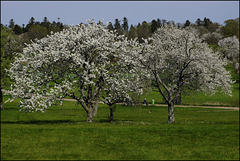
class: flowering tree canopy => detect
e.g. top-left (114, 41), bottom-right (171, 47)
top-left (99, 57), bottom-right (144, 121)
top-left (218, 36), bottom-right (239, 73)
top-left (137, 25), bottom-right (234, 123)
top-left (202, 32), bottom-right (223, 45)
top-left (4, 20), bottom-right (141, 122)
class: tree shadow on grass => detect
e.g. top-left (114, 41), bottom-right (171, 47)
top-left (1, 108), bottom-right (18, 110)
top-left (96, 119), bottom-right (111, 123)
top-left (1, 119), bottom-right (135, 125)
top-left (1, 117), bottom-right (138, 125)
top-left (95, 118), bottom-right (146, 125)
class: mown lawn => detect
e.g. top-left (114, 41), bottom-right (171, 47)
top-left (1, 97), bottom-right (239, 160)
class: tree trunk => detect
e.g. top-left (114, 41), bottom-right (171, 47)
top-left (87, 109), bottom-right (94, 122)
top-left (109, 104), bottom-right (113, 122)
top-left (174, 89), bottom-right (182, 104)
top-left (93, 99), bottom-right (98, 116)
top-left (168, 101), bottom-right (175, 123)
top-left (174, 93), bottom-right (182, 104)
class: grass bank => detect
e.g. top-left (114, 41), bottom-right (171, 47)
top-left (1, 98), bottom-right (239, 160)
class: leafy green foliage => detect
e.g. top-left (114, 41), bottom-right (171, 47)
top-left (221, 19), bottom-right (239, 39)
top-left (1, 26), bottom-right (23, 88)
top-left (127, 25), bottom-right (137, 40)
top-left (27, 25), bottom-right (48, 40)
top-left (137, 21), bottom-right (151, 43)
top-left (13, 24), bottom-right (23, 35)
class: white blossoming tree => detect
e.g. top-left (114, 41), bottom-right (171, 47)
top-left (99, 58), bottom-right (144, 122)
top-left (137, 25), bottom-right (234, 123)
top-left (99, 74), bottom-right (143, 122)
top-left (4, 20), bottom-right (141, 122)
top-left (218, 36), bottom-right (239, 73)
top-left (202, 32), bottom-right (223, 46)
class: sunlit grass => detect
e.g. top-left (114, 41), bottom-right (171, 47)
top-left (1, 97), bottom-right (239, 160)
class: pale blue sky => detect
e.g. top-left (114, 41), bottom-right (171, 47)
top-left (1, 1), bottom-right (239, 27)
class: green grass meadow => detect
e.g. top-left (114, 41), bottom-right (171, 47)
top-left (1, 97), bottom-right (239, 160)
top-left (140, 83), bottom-right (239, 106)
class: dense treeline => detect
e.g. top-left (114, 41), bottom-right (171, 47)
top-left (2, 16), bottom-right (239, 45)
top-left (106, 17), bottom-right (239, 44)
top-left (5, 17), bottom-right (64, 43)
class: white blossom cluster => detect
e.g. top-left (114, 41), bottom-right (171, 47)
top-left (202, 32), bottom-right (223, 44)
top-left (100, 67), bottom-right (143, 106)
top-left (218, 36), bottom-right (239, 73)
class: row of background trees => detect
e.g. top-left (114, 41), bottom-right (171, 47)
top-left (108, 17), bottom-right (239, 44)
top-left (1, 16), bottom-right (239, 109)
top-left (4, 16), bottom-right (240, 43)
top-left (7, 17), bottom-right (64, 43)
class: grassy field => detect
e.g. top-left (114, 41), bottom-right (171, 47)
top-left (1, 97), bottom-right (239, 160)
top-left (140, 83), bottom-right (239, 106)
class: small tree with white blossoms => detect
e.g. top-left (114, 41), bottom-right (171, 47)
top-left (218, 36), bottom-right (239, 73)
top-left (99, 64), bottom-right (143, 122)
top-left (202, 32), bottom-right (223, 46)
top-left (100, 74), bottom-right (143, 122)
top-left (137, 25), bottom-right (233, 123)
top-left (97, 38), bottom-right (144, 122)
top-left (4, 20), bottom-right (141, 122)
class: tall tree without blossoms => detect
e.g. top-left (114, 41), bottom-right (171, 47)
top-left (114, 19), bottom-right (123, 35)
top-left (8, 19), bottom-right (15, 29)
top-left (128, 25), bottom-right (138, 40)
top-left (122, 17), bottom-right (129, 34)
top-left (221, 19), bottom-right (239, 39)
top-left (3, 20), bottom-right (141, 122)
top-left (151, 19), bottom-right (158, 33)
top-left (136, 25), bottom-right (233, 123)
